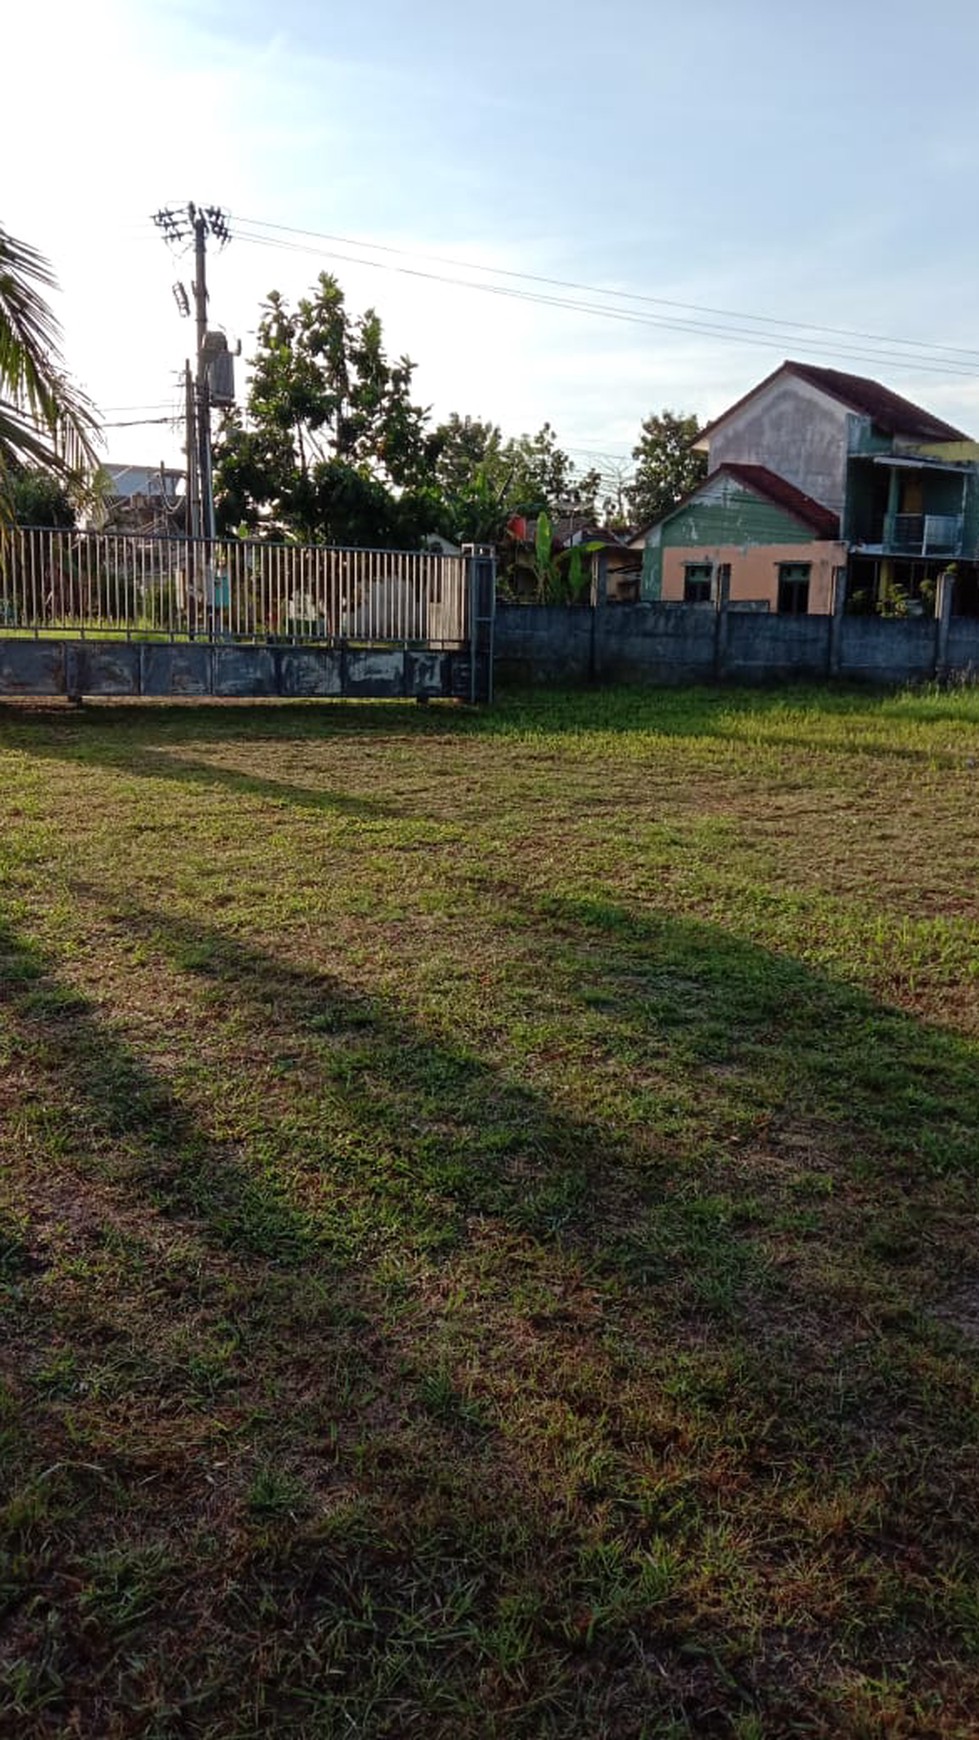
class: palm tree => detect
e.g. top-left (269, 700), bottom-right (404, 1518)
top-left (0, 223), bottom-right (100, 517)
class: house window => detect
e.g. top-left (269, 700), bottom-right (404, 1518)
top-left (777, 563), bottom-right (811, 615)
top-left (683, 562), bottom-right (713, 604)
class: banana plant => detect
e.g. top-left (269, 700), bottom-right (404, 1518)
top-left (522, 510), bottom-right (605, 603)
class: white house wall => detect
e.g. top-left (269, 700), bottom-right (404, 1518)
top-left (705, 374), bottom-right (852, 514)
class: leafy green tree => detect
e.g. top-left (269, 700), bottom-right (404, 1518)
top-left (430, 414), bottom-right (502, 497)
top-left (214, 274), bottom-right (435, 544)
top-left (626, 410), bottom-right (706, 529)
top-left (8, 465), bottom-right (75, 527)
top-left (430, 414), bottom-right (598, 547)
top-left (426, 414), bottom-right (510, 545)
top-left (502, 422), bottom-right (574, 510)
top-left (0, 224), bottom-right (99, 521)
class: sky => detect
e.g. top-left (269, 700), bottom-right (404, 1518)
top-left (6, 0), bottom-right (979, 487)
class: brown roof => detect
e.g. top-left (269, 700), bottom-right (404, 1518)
top-left (697, 360), bottom-right (969, 447)
top-left (716, 463), bottom-right (841, 539)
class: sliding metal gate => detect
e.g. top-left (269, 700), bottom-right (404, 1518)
top-left (0, 530), bottom-right (495, 703)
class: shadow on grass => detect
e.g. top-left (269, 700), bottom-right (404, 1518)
top-left (0, 730), bottom-right (401, 819)
top-left (0, 917), bottom-right (322, 1268)
top-left (55, 879), bottom-right (979, 1304)
top-left (4, 889), bottom-right (979, 1737)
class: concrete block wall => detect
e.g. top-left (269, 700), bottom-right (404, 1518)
top-left (495, 604), bottom-right (979, 688)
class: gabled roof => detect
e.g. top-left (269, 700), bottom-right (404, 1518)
top-left (715, 463), bottom-right (841, 538)
top-left (636, 462), bottom-right (841, 541)
top-left (697, 361), bottom-right (969, 447)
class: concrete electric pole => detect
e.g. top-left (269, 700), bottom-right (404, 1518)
top-left (153, 203), bottom-right (231, 543)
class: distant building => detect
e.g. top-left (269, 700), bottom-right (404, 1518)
top-left (636, 362), bottom-right (979, 616)
top-left (97, 463), bottom-right (185, 534)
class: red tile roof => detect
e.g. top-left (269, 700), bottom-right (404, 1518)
top-left (697, 361), bottom-right (969, 447)
top-left (716, 463), bottom-right (841, 539)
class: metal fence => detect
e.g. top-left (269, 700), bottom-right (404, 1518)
top-left (0, 528), bottom-right (472, 646)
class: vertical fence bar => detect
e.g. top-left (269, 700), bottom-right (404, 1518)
top-left (32, 528), bottom-right (40, 634)
top-left (73, 530), bottom-right (82, 634)
top-left (28, 529), bottom-right (37, 633)
top-left (81, 532), bottom-right (91, 635)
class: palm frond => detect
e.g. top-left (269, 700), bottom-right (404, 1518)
top-left (0, 223), bottom-right (101, 502)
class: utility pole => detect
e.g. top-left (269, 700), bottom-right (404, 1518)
top-left (184, 361), bottom-right (199, 542)
top-left (153, 203), bottom-right (231, 545)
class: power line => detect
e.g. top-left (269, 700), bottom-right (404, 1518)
top-left (103, 416), bottom-right (178, 429)
top-left (230, 212), bottom-right (979, 369)
top-left (228, 227), bottom-right (979, 382)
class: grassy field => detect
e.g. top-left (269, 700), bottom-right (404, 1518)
top-left (2, 683), bottom-right (979, 1738)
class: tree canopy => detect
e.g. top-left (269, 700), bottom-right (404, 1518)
top-left (215, 272), bottom-right (708, 554)
top-left (216, 275), bottom-right (620, 550)
top-left (626, 410), bottom-right (707, 529)
top-left (213, 274), bottom-right (441, 545)
top-left (8, 466), bottom-right (75, 527)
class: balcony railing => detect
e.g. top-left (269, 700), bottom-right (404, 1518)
top-left (882, 513), bottom-right (964, 556)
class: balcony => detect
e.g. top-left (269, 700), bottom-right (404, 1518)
top-left (881, 512), bottom-right (964, 557)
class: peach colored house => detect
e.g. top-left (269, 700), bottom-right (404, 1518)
top-left (642, 463), bottom-right (847, 615)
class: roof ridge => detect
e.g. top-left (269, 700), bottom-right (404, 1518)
top-left (697, 360), bottom-right (970, 447)
top-left (714, 461), bottom-right (840, 539)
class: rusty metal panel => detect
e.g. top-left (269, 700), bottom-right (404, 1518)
top-left (69, 643), bottom-right (140, 696)
top-left (343, 648), bottom-right (407, 696)
top-left (276, 649), bottom-right (344, 697)
top-left (448, 655), bottom-right (474, 699)
top-left (0, 640), bottom-right (65, 695)
top-left (212, 646), bottom-right (277, 696)
top-left (140, 644), bottom-right (213, 696)
top-left (404, 649), bottom-right (448, 696)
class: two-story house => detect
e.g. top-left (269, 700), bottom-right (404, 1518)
top-left (638, 362), bottom-right (979, 615)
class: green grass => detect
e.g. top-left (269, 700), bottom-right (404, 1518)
top-left (2, 681), bottom-right (979, 1737)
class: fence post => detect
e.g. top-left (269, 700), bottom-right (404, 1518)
top-left (713, 564), bottom-right (731, 680)
top-left (589, 550), bottom-right (608, 682)
top-left (828, 564), bottom-right (847, 678)
top-left (463, 543), bottom-right (497, 704)
top-left (934, 567), bottom-right (955, 682)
